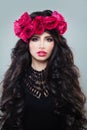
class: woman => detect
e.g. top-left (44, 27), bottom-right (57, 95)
top-left (0, 10), bottom-right (87, 130)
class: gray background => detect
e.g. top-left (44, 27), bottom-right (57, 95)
top-left (0, 0), bottom-right (87, 107)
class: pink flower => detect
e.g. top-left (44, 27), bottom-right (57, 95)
top-left (14, 12), bottom-right (32, 41)
top-left (57, 21), bottom-right (67, 34)
top-left (52, 11), bottom-right (65, 21)
top-left (45, 16), bottom-right (58, 30)
top-left (14, 11), bottom-right (67, 43)
top-left (14, 21), bottom-right (22, 36)
top-left (19, 24), bottom-right (34, 42)
top-left (52, 11), bottom-right (67, 34)
top-left (32, 16), bottom-right (45, 34)
top-left (17, 12), bottom-right (31, 27)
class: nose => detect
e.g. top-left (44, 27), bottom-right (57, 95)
top-left (39, 39), bottom-right (45, 49)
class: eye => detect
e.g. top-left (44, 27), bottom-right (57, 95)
top-left (30, 36), bottom-right (39, 42)
top-left (46, 37), bottom-right (54, 42)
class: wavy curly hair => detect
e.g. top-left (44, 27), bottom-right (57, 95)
top-left (0, 10), bottom-right (87, 130)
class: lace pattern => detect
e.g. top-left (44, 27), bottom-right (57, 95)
top-left (23, 67), bottom-right (49, 99)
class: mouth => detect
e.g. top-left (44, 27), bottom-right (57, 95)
top-left (37, 51), bottom-right (47, 56)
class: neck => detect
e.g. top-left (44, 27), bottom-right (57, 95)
top-left (31, 61), bottom-right (47, 71)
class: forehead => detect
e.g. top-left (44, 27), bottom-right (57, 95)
top-left (32, 32), bottom-right (52, 37)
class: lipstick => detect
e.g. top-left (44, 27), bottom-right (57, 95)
top-left (37, 51), bottom-right (47, 57)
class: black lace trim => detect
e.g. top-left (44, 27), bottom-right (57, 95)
top-left (23, 67), bottom-right (49, 99)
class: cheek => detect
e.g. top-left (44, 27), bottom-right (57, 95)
top-left (29, 44), bottom-right (33, 54)
top-left (47, 44), bottom-right (54, 53)
top-left (29, 44), bottom-right (37, 56)
top-left (29, 43), bottom-right (34, 51)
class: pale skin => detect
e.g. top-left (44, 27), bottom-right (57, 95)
top-left (29, 32), bottom-right (54, 71)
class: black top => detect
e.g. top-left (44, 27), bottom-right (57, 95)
top-left (22, 67), bottom-right (65, 130)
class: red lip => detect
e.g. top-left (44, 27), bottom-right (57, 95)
top-left (37, 51), bottom-right (47, 56)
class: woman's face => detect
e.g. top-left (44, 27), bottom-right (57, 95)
top-left (29, 32), bottom-right (54, 63)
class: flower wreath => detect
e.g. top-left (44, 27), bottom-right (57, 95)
top-left (14, 11), bottom-right (67, 43)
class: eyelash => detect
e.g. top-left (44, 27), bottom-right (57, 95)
top-left (46, 38), bottom-right (53, 42)
top-left (30, 37), bottom-right (53, 42)
top-left (31, 37), bottom-right (38, 41)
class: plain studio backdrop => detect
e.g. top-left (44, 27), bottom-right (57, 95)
top-left (0, 0), bottom-right (87, 108)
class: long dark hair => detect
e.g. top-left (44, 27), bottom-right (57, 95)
top-left (0, 10), bottom-right (87, 130)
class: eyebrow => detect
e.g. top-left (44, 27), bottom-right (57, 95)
top-left (44, 36), bottom-right (53, 39)
top-left (32, 35), bottom-right (53, 38)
